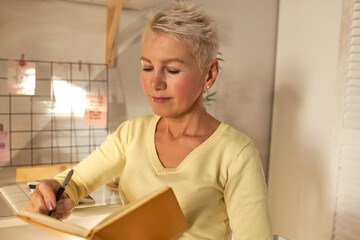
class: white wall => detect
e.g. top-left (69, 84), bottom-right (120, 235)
top-left (267, 0), bottom-right (342, 239)
top-left (0, 0), bottom-right (105, 63)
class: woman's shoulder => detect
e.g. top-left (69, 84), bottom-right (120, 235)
top-left (215, 123), bottom-right (261, 170)
top-left (132, 114), bottom-right (159, 122)
top-left (116, 115), bottom-right (158, 127)
top-left (126, 114), bottom-right (159, 127)
top-left (217, 122), bottom-right (253, 147)
top-left (213, 122), bottom-right (261, 159)
top-left (114, 115), bottom-right (159, 134)
top-left (111, 115), bottom-right (158, 142)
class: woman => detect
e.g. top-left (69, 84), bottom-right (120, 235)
top-left (28, 1), bottom-right (272, 239)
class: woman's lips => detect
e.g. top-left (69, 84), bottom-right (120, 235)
top-left (152, 96), bottom-right (171, 103)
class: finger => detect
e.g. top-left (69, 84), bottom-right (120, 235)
top-left (52, 198), bottom-right (75, 220)
top-left (27, 190), bottom-right (48, 214)
top-left (54, 198), bottom-right (75, 214)
top-left (52, 210), bottom-right (72, 220)
top-left (35, 180), bottom-right (61, 212)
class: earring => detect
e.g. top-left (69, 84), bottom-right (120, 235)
top-left (206, 85), bottom-right (210, 89)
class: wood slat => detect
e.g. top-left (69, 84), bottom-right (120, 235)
top-left (16, 164), bottom-right (76, 182)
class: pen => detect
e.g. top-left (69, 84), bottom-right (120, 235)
top-left (48, 169), bottom-right (74, 216)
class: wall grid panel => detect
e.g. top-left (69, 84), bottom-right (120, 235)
top-left (0, 59), bottom-right (109, 167)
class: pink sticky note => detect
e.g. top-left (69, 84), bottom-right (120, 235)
top-left (0, 132), bottom-right (10, 162)
top-left (83, 95), bottom-right (108, 127)
top-left (7, 60), bottom-right (36, 95)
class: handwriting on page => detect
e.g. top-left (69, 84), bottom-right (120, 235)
top-left (7, 60), bottom-right (36, 95)
top-left (83, 95), bottom-right (108, 126)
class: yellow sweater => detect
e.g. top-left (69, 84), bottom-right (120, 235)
top-left (55, 115), bottom-right (272, 239)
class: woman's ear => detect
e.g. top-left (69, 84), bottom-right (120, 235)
top-left (203, 60), bottom-right (219, 90)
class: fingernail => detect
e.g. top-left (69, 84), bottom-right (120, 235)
top-left (47, 201), bottom-right (54, 211)
top-left (56, 202), bottom-right (65, 211)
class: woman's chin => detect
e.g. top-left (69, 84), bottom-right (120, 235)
top-left (152, 110), bottom-right (172, 118)
top-left (151, 107), bottom-right (180, 118)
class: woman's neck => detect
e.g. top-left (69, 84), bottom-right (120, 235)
top-left (158, 109), bottom-right (219, 139)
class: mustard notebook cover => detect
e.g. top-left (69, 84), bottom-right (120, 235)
top-left (16, 186), bottom-right (188, 240)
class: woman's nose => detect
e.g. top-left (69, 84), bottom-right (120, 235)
top-left (150, 72), bottom-right (166, 90)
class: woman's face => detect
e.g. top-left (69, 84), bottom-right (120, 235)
top-left (141, 31), bottom-right (206, 118)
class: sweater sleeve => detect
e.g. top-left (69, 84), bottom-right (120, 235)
top-left (54, 120), bottom-right (130, 204)
top-left (224, 142), bottom-right (272, 240)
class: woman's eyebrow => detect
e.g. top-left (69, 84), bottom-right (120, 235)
top-left (140, 56), bottom-right (151, 63)
top-left (162, 58), bottom-right (185, 65)
top-left (140, 56), bottom-right (185, 65)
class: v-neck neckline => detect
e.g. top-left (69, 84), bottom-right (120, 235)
top-left (148, 115), bottom-right (224, 174)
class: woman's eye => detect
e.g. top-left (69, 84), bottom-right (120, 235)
top-left (142, 67), bottom-right (153, 72)
top-left (167, 69), bottom-right (180, 74)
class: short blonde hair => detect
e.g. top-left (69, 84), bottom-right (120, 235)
top-left (143, 0), bottom-right (219, 70)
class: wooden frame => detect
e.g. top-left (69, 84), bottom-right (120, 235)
top-left (106, 0), bottom-right (129, 67)
top-left (16, 164), bottom-right (76, 182)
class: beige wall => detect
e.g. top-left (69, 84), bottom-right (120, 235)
top-left (268, 0), bottom-right (342, 239)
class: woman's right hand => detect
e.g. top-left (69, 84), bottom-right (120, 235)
top-left (27, 179), bottom-right (75, 220)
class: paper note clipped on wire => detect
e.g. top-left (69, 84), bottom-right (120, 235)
top-left (7, 60), bottom-right (36, 95)
top-left (83, 95), bottom-right (108, 127)
top-left (0, 131), bottom-right (10, 162)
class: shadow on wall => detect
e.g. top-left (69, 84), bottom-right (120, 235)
top-left (108, 66), bottom-right (128, 133)
top-left (268, 77), bottom-right (326, 239)
top-left (112, 35), bottom-right (153, 126)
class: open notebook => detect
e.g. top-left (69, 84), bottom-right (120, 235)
top-left (16, 186), bottom-right (188, 240)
